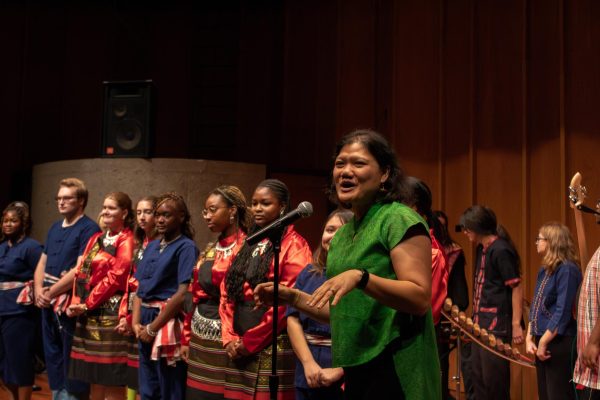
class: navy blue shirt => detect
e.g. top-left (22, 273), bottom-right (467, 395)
top-left (0, 237), bottom-right (43, 315)
top-left (43, 215), bottom-right (101, 279)
top-left (529, 260), bottom-right (582, 336)
top-left (287, 264), bottom-right (335, 390)
top-left (136, 237), bottom-right (198, 301)
top-left (287, 264), bottom-right (331, 337)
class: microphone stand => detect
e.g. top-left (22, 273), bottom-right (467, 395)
top-left (268, 226), bottom-right (285, 400)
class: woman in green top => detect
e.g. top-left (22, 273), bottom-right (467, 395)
top-left (255, 129), bottom-right (441, 399)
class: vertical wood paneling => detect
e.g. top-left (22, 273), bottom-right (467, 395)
top-left (565, 0), bottom-right (600, 254)
top-left (336, 0), bottom-right (377, 137)
top-left (393, 1), bottom-right (441, 193)
top-left (2, 3), bottom-right (600, 398)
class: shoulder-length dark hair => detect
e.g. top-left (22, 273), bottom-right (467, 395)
top-left (311, 209), bottom-right (354, 275)
top-left (224, 179), bottom-right (290, 303)
top-left (328, 129), bottom-right (406, 207)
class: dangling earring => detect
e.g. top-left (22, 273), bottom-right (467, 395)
top-left (280, 208), bottom-right (285, 217)
top-left (229, 214), bottom-right (235, 224)
top-left (379, 181), bottom-right (387, 192)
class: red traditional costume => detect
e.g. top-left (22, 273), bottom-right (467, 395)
top-left (220, 226), bottom-right (312, 400)
top-left (68, 229), bottom-right (134, 386)
top-left (183, 230), bottom-right (246, 399)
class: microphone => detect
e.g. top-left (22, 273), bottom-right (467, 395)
top-left (246, 201), bottom-right (313, 246)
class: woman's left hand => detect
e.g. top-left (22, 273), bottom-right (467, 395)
top-left (536, 341), bottom-right (551, 361)
top-left (319, 367), bottom-right (344, 387)
top-left (235, 340), bottom-right (251, 357)
top-left (138, 325), bottom-right (155, 343)
top-left (308, 269), bottom-right (363, 308)
top-left (512, 323), bottom-right (524, 345)
top-left (66, 304), bottom-right (86, 317)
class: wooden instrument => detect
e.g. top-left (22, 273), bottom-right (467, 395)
top-left (441, 298), bottom-right (535, 368)
top-left (569, 172), bottom-right (590, 270)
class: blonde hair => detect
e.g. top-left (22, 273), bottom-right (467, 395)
top-left (59, 178), bottom-right (89, 209)
top-left (539, 221), bottom-right (579, 273)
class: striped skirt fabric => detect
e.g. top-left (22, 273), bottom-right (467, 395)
top-left (222, 334), bottom-right (296, 400)
top-left (186, 333), bottom-right (229, 399)
top-left (125, 334), bottom-right (139, 391)
top-left (68, 309), bottom-right (128, 386)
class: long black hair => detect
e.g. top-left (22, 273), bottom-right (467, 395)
top-left (328, 129), bottom-right (406, 206)
top-left (225, 179), bottom-right (290, 302)
top-left (432, 210), bottom-right (454, 248)
top-left (459, 205), bottom-right (521, 274)
top-left (402, 177), bottom-right (448, 245)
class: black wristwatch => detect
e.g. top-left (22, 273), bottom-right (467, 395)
top-left (356, 268), bottom-right (370, 290)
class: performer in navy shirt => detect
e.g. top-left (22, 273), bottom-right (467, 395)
top-left (133, 192), bottom-right (198, 400)
top-left (0, 201), bottom-right (42, 400)
top-left (33, 178), bottom-right (100, 400)
top-left (286, 209), bottom-right (352, 400)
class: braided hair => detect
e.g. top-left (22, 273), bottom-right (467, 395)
top-left (156, 192), bottom-right (195, 240)
top-left (210, 185), bottom-right (252, 234)
top-left (1, 201), bottom-right (32, 241)
top-left (225, 179), bottom-right (290, 302)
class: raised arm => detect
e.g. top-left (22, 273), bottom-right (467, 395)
top-left (308, 234), bottom-right (432, 315)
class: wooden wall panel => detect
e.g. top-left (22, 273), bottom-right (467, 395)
top-left (336, 0), bottom-right (377, 137)
top-left (280, 0), bottom-right (338, 172)
top-left (565, 0), bottom-right (600, 255)
top-left (393, 1), bottom-right (441, 194)
top-left (2, 2), bottom-right (600, 398)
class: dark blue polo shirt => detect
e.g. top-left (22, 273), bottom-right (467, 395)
top-left (43, 215), bottom-right (101, 279)
top-left (135, 237), bottom-right (198, 301)
top-left (0, 237), bottom-right (43, 315)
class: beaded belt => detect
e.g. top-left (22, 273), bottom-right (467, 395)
top-left (305, 333), bottom-right (332, 347)
top-left (191, 307), bottom-right (222, 342)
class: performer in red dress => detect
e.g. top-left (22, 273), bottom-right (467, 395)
top-left (220, 179), bottom-right (312, 400)
top-left (47, 192), bottom-right (135, 400)
top-left (181, 185), bottom-right (251, 399)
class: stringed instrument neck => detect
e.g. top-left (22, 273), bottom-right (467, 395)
top-left (569, 172), bottom-right (590, 270)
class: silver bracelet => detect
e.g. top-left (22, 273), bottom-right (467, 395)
top-left (146, 324), bottom-right (158, 337)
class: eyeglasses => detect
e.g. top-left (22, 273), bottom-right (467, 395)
top-left (535, 237), bottom-right (547, 243)
top-left (202, 206), bottom-right (228, 218)
top-left (55, 196), bottom-right (77, 203)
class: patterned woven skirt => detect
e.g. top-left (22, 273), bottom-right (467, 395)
top-left (222, 334), bottom-right (296, 400)
top-left (68, 307), bottom-right (128, 386)
top-left (186, 311), bottom-right (228, 399)
top-left (125, 334), bottom-right (139, 390)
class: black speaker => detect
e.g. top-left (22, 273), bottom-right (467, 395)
top-left (102, 80), bottom-right (154, 157)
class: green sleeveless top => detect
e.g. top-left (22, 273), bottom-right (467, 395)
top-left (327, 202), bottom-right (441, 399)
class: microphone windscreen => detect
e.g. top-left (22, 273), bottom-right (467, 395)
top-left (297, 201), bottom-right (313, 218)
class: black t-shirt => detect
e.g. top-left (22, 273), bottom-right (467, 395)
top-left (472, 238), bottom-right (520, 336)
